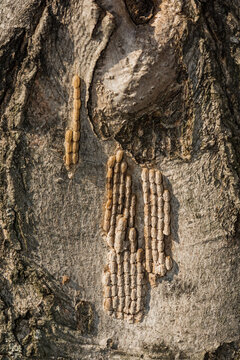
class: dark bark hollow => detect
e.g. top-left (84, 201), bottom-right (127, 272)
top-left (124, 0), bottom-right (155, 24)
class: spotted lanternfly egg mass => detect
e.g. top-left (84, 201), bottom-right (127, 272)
top-left (102, 154), bottom-right (174, 321)
top-left (141, 168), bottom-right (173, 282)
top-left (102, 150), bottom-right (146, 323)
top-left (64, 74), bottom-right (81, 168)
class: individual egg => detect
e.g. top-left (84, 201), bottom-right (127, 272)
top-left (116, 216), bottom-right (127, 232)
top-left (124, 284), bottom-right (131, 296)
top-left (149, 273), bottom-right (157, 287)
top-left (65, 129), bottom-right (73, 143)
top-left (117, 275), bottom-right (124, 287)
top-left (72, 153), bottom-right (78, 164)
top-left (73, 130), bottom-right (80, 142)
top-left (163, 224), bottom-right (171, 236)
top-left (126, 175), bottom-right (132, 189)
top-left (163, 189), bottom-right (171, 202)
top-left (72, 74), bottom-right (80, 88)
top-left (155, 170), bottom-right (162, 185)
top-left (136, 248), bottom-right (144, 263)
top-left (124, 273), bottom-right (130, 285)
top-left (142, 182), bottom-right (149, 194)
top-left (157, 240), bottom-right (165, 252)
top-left (130, 253), bottom-right (136, 264)
top-left (129, 228), bottom-right (137, 242)
top-left (116, 311), bottom-right (123, 319)
top-left (107, 155), bottom-right (116, 168)
top-left (104, 285), bottom-right (111, 298)
top-left (129, 301), bottom-right (136, 315)
top-left (152, 250), bottom-right (158, 263)
top-left (102, 271), bottom-right (111, 286)
top-left (164, 201), bottom-right (171, 214)
top-left (73, 99), bottom-right (81, 110)
top-left (123, 251), bottom-right (130, 263)
top-left (106, 199), bottom-right (112, 210)
top-left (123, 261), bottom-right (130, 273)
top-left (134, 311), bottom-right (144, 323)
top-left (118, 286), bottom-right (125, 297)
top-left (141, 168), bottom-right (149, 182)
top-left (111, 285), bottom-right (118, 297)
top-left (159, 251), bottom-right (165, 264)
top-left (109, 261), bottom-right (117, 274)
top-left (72, 141), bottom-right (79, 153)
top-left (151, 227), bottom-right (157, 239)
top-left (151, 216), bottom-right (157, 228)
top-left (156, 184), bottom-right (164, 196)
top-left (114, 162), bottom-right (120, 174)
top-left (137, 262), bottom-right (144, 274)
top-left (116, 253), bottom-right (123, 264)
top-left (131, 288), bottom-right (137, 301)
top-left (117, 263), bottom-right (124, 276)
top-left (65, 141), bottom-right (72, 154)
top-left (165, 255), bottom-right (173, 271)
top-left (112, 296), bottom-right (118, 310)
top-left (72, 121), bottom-right (80, 132)
top-left (130, 263), bottom-right (137, 276)
top-left (143, 192), bottom-right (149, 204)
top-left (116, 149), bottom-right (124, 162)
top-left (73, 87), bottom-right (80, 99)
top-left (118, 297), bottom-right (125, 312)
top-left (108, 249), bottom-right (116, 263)
top-left (160, 264), bottom-right (166, 277)
top-left (151, 239), bottom-right (157, 250)
top-left (121, 161), bottom-right (127, 173)
top-left (145, 261), bottom-right (152, 273)
top-left (149, 169), bottom-right (155, 183)
top-left (103, 297), bottom-right (112, 311)
top-left (111, 273), bottom-right (117, 285)
top-left (137, 273), bottom-right (144, 285)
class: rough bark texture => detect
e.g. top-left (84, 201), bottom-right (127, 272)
top-left (0, 0), bottom-right (240, 359)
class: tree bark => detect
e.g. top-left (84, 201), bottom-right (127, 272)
top-left (0, 0), bottom-right (240, 359)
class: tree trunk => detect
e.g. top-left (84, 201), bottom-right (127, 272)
top-left (0, 0), bottom-right (240, 359)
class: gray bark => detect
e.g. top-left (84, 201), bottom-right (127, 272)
top-left (0, 0), bottom-right (240, 359)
